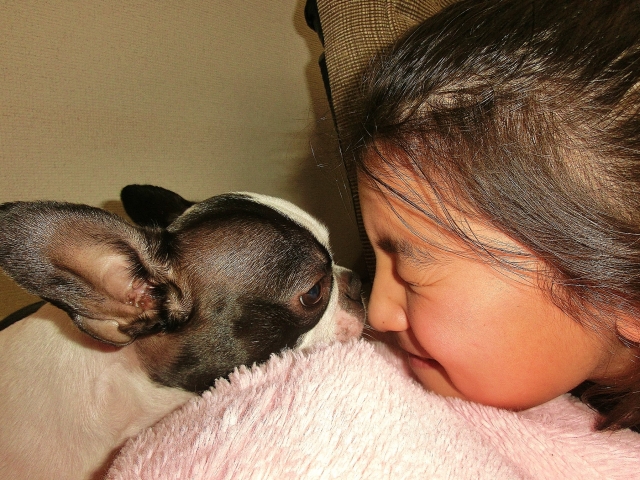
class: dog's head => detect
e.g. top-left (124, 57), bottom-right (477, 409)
top-left (0, 185), bottom-right (364, 392)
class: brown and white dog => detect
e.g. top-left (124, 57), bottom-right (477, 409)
top-left (0, 185), bottom-right (364, 480)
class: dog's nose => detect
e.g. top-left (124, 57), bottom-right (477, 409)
top-left (336, 268), bottom-right (362, 301)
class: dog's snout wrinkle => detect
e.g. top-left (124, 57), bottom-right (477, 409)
top-left (347, 275), bottom-right (362, 302)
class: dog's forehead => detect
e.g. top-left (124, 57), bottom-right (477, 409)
top-left (175, 192), bottom-right (330, 249)
top-left (241, 193), bottom-right (330, 248)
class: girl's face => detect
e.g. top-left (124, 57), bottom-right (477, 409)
top-left (359, 174), bottom-right (626, 410)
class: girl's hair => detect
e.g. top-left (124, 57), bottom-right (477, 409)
top-left (352, 0), bottom-right (640, 431)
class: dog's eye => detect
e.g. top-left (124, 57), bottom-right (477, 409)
top-left (300, 282), bottom-right (323, 307)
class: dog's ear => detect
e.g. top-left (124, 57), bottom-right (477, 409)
top-left (0, 201), bottom-right (184, 346)
top-left (121, 184), bottom-right (194, 229)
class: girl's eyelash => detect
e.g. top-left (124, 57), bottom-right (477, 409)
top-left (397, 265), bottom-right (436, 288)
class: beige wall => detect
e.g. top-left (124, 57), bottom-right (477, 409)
top-left (0, 1), bottom-right (362, 317)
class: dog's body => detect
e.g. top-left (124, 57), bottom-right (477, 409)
top-left (0, 186), bottom-right (364, 480)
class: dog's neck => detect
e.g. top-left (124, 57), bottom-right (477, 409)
top-left (0, 301), bottom-right (46, 332)
top-left (0, 303), bottom-right (194, 479)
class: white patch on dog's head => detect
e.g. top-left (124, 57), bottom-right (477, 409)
top-left (240, 193), bottom-right (331, 251)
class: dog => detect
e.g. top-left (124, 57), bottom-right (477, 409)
top-left (0, 185), bottom-right (365, 480)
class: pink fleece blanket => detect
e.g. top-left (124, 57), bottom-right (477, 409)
top-left (107, 340), bottom-right (640, 479)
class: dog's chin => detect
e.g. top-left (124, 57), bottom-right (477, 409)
top-left (332, 298), bottom-right (365, 342)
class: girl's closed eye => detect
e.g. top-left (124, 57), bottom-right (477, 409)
top-left (397, 261), bottom-right (441, 290)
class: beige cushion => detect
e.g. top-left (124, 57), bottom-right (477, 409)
top-left (317, 0), bottom-right (456, 140)
top-left (316, 0), bottom-right (458, 276)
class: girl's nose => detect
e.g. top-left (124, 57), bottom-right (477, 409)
top-left (366, 260), bottom-right (409, 332)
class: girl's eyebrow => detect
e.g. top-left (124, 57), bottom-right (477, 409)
top-left (376, 236), bottom-right (436, 265)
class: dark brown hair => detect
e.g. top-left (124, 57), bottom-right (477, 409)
top-left (352, 0), bottom-right (640, 431)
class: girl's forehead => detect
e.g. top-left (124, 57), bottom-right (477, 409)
top-left (357, 174), bottom-right (532, 264)
top-left (357, 168), bottom-right (455, 233)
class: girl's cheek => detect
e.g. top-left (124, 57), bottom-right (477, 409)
top-left (407, 287), bottom-right (463, 335)
top-left (405, 292), bottom-right (456, 353)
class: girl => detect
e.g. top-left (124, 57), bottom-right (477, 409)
top-left (352, 0), bottom-right (640, 431)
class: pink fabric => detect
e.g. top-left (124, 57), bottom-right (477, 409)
top-left (107, 340), bottom-right (640, 479)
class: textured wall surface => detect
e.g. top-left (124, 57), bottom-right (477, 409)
top-left (0, 0), bottom-right (361, 317)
